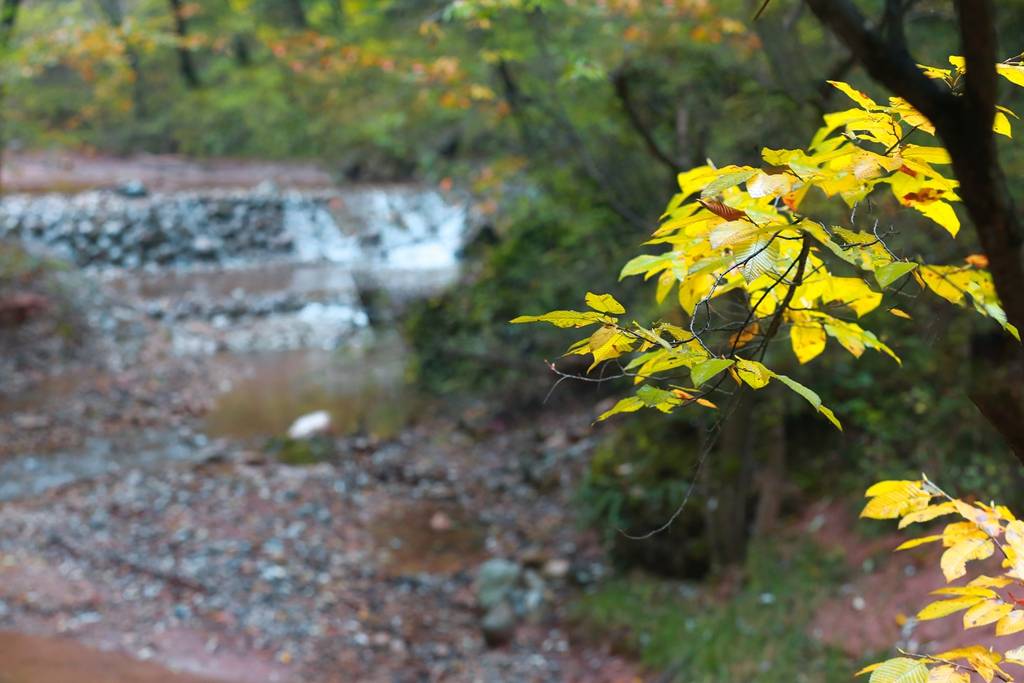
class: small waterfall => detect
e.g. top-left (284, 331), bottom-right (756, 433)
top-left (283, 194), bottom-right (362, 263)
top-left (282, 187), bottom-right (469, 273)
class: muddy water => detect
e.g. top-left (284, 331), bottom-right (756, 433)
top-left (204, 334), bottom-right (418, 441)
top-left (0, 632), bottom-right (220, 683)
top-left (372, 502), bottom-right (487, 576)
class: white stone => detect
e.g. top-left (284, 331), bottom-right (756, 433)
top-left (287, 410), bottom-right (332, 439)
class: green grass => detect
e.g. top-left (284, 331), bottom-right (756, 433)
top-left (572, 541), bottom-right (864, 682)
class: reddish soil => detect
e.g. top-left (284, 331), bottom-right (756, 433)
top-left (805, 499), bottom-right (1024, 666)
top-left (0, 631), bottom-right (223, 683)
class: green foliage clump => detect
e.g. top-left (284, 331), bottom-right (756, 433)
top-left (264, 435), bottom-right (335, 466)
top-left (576, 411), bottom-right (710, 578)
top-left (406, 186), bottom-right (642, 397)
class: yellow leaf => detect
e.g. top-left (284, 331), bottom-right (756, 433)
top-left (899, 501), bottom-right (957, 528)
top-left (823, 317), bottom-right (901, 363)
top-left (934, 646), bottom-right (1007, 683)
top-left (735, 358), bottom-right (772, 389)
top-left (791, 323), bottom-right (827, 363)
top-left (942, 521), bottom-right (989, 547)
top-left (862, 481), bottom-right (931, 520)
top-left (997, 63), bottom-right (1024, 88)
top-left (708, 220), bottom-right (760, 249)
top-left (678, 273), bottom-right (715, 315)
top-left (895, 535), bottom-right (943, 551)
top-left (964, 599), bottom-right (1013, 629)
top-left (1005, 645), bottom-right (1024, 664)
top-left (866, 657), bottom-right (928, 683)
top-left (996, 610), bottom-right (1024, 636)
top-left (935, 646), bottom-right (990, 661)
top-left (866, 480), bottom-right (923, 497)
top-left (585, 292), bottom-right (626, 315)
top-left (927, 666), bottom-right (968, 683)
top-left (1005, 519), bottom-right (1024, 559)
top-left (917, 595), bottom-right (986, 621)
top-left (917, 200), bottom-right (960, 237)
top-left (828, 80), bottom-right (879, 109)
top-left (931, 586), bottom-right (997, 599)
top-left (856, 662), bottom-right (882, 676)
top-left (511, 310), bottom-right (609, 328)
top-left (746, 171), bottom-right (793, 199)
top-left (969, 575), bottom-right (1013, 589)
top-left (994, 110), bottom-right (1013, 138)
top-left (972, 650), bottom-right (1007, 683)
top-left (655, 269), bottom-right (675, 304)
top-left (588, 326), bottom-right (634, 370)
top-left (902, 144), bottom-right (951, 165)
top-left (889, 308), bottom-right (912, 319)
top-left (940, 538), bottom-right (995, 582)
top-left (728, 322), bottom-right (760, 350)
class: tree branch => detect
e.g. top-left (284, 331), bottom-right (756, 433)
top-left (956, 0), bottom-right (998, 130)
top-left (168, 0), bottom-right (201, 89)
top-left (806, 0), bottom-right (1024, 465)
top-left (803, 0), bottom-right (955, 130)
top-left (0, 0), bottom-right (20, 47)
top-left (611, 67), bottom-right (680, 173)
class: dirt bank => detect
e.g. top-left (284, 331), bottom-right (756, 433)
top-left (3, 151), bottom-right (338, 194)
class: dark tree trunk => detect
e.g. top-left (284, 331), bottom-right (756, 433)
top-left (804, 0), bottom-right (1024, 467)
top-left (753, 391), bottom-right (786, 537)
top-left (96, 0), bottom-right (147, 117)
top-left (704, 394), bottom-right (757, 569)
top-left (168, 0), bottom-right (201, 89)
top-left (0, 0), bottom-right (17, 44)
top-left (285, 0), bottom-right (307, 29)
top-left (232, 35), bottom-right (251, 68)
top-left (330, 0), bottom-right (345, 32)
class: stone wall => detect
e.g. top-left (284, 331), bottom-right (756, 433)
top-left (0, 191), bottom-right (302, 268)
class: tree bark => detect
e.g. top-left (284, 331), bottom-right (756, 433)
top-left (804, 0), bottom-right (1024, 467)
top-left (285, 0), bottom-right (307, 29)
top-left (705, 394), bottom-right (756, 568)
top-left (168, 0), bottom-right (201, 89)
top-left (753, 390), bottom-right (787, 537)
top-left (96, 0), bottom-right (147, 118)
top-left (611, 66), bottom-right (680, 174)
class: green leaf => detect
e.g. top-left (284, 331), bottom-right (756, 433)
top-left (700, 167), bottom-right (757, 198)
top-left (596, 396), bottom-right (645, 422)
top-left (772, 372), bottom-right (843, 430)
top-left (585, 292), bottom-right (626, 315)
top-left (874, 261), bottom-right (918, 289)
top-left (868, 657), bottom-right (928, 683)
top-left (773, 372), bottom-right (822, 408)
top-left (510, 310), bottom-right (608, 328)
top-left (690, 358), bottom-right (734, 387)
top-left (634, 384), bottom-right (681, 413)
top-left (619, 254), bottom-right (668, 280)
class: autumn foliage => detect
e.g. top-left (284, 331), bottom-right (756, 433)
top-left (859, 476), bottom-right (1024, 683)
top-left (514, 57), bottom-right (1024, 429)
